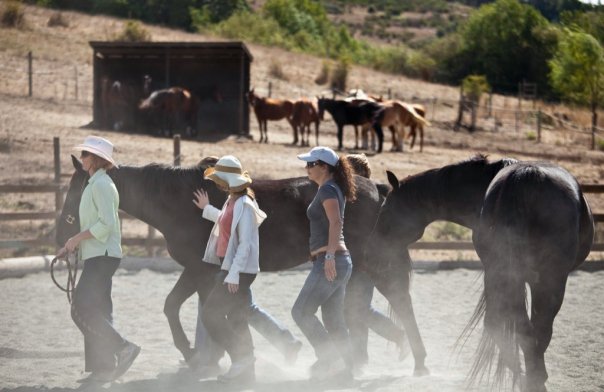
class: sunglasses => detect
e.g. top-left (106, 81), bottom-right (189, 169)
top-left (80, 151), bottom-right (91, 159)
top-left (306, 161), bottom-right (321, 168)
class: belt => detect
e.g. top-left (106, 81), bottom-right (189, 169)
top-left (309, 250), bottom-right (350, 262)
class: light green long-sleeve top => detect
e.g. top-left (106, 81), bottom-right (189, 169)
top-left (78, 169), bottom-right (122, 260)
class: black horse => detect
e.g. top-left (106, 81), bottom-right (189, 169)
top-left (317, 98), bottom-right (384, 153)
top-left (58, 156), bottom-right (414, 369)
top-left (367, 155), bottom-right (594, 391)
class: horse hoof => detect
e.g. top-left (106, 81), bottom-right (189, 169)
top-left (413, 366), bottom-right (430, 377)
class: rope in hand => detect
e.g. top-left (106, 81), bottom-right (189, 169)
top-left (50, 252), bottom-right (79, 304)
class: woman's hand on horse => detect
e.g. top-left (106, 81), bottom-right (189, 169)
top-left (227, 283), bottom-right (239, 294)
top-left (193, 188), bottom-right (209, 210)
top-left (324, 259), bottom-right (337, 281)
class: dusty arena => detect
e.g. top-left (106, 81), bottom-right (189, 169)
top-left (1, 265), bottom-right (603, 392)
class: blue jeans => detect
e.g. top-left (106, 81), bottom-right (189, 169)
top-left (345, 268), bottom-right (404, 364)
top-left (71, 256), bottom-right (126, 372)
top-left (291, 253), bottom-right (353, 366)
top-left (195, 293), bottom-right (300, 364)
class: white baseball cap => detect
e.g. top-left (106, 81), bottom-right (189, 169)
top-left (297, 146), bottom-right (339, 167)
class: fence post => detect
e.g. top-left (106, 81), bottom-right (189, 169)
top-left (28, 51), bottom-right (32, 97)
top-left (537, 110), bottom-right (541, 143)
top-left (74, 66), bottom-right (78, 101)
top-left (268, 81), bottom-right (272, 98)
top-left (53, 137), bottom-right (61, 251)
top-left (173, 134), bottom-right (181, 166)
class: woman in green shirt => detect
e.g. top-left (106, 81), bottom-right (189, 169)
top-left (58, 136), bottom-right (140, 384)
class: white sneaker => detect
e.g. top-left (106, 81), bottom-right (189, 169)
top-left (112, 342), bottom-right (141, 380)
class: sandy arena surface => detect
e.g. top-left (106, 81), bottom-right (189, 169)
top-left (1, 267), bottom-right (603, 392)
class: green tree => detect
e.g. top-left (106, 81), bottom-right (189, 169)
top-left (549, 28), bottom-right (604, 149)
top-left (459, 0), bottom-right (557, 93)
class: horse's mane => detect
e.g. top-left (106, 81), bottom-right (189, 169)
top-left (113, 162), bottom-right (206, 191)
top-left (397, 154), bottom-right (516, 204)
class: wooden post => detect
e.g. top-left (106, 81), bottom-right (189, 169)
top-left (53, 137), bottom-right (62, 249)
top-left (431, 97), bottom-right (436, 121)
top-left (387, 88), bottom-right (391, 100)
top-left (537, 110), bottom-right (541, 143)
top-left (28, 51), bottom-right (32, 97)
top-left (268, 81), bottom-right (272, 98)
top-left (74, 66), bottom-right (78, 101)
top-left (173, 134), bottom-right (181, 166)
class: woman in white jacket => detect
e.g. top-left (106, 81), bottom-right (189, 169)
top-left (192, 155), bottom-right (266, 384)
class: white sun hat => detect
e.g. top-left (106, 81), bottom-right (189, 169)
top-left (297, 146), bottom-right (339, 167)
top-left (204, 155), bottom-right (252, 192)
top-left (74, 135), bottom-right (116, 165)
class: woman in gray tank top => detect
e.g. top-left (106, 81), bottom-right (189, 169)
top-left (292, 146), bottom-right (356, 384)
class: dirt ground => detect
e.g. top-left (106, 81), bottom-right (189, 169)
top-left (1, 268), bottom-right (603, 392)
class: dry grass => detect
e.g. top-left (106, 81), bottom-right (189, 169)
top-left (1, 3), bottom-right (603, 259)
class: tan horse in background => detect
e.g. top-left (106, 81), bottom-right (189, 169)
top-left (291, 99), bottom-right (320, 146)
top-left (366, 101), bottom-right (430, 152)
top-left (247, 88), bottom-right (294, 143)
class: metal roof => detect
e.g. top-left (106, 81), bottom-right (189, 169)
top-left (89, 41), bottom-right (253, 61)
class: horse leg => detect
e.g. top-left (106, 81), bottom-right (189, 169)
top-left (315, 120), bottom-right (319, 146)
top-left (391, 125), bottom-right (401, 152)
top-left (164, 268), bottom-right (200, 362)
top-left (371, 259), bottom-right (428, 375)
top-left (419, 126), bottom-right (424, 152)
top-left (263, 120), bottom-right (269, 143)
top-left (409, 124), bottom-right (417, 150)
top-left (521, 274), bottom-right (568, 392)
top-left (373, 123), bottom-right (384, 153)
top-left (337, 124), bottom-right (344, 151)
top-left (354, 125), bottom-right (359, 149)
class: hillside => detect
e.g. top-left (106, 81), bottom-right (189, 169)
top-left (0, 3), bottom-right (603, 258)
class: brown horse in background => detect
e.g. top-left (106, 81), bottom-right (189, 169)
top-left (138, 87), bottom-right (199, 138)
top-left (100, 77), bottom-right (140, 131)
top-left (370, 101), bottom-right (430, 152)
top-left (247, 88), bottom-right (294, 143)
top-left (291, 99), bottom-right (320, 146)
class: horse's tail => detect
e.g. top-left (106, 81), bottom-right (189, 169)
top-left (461, 175), bottom-right (530, 390)
top-left (397, 101), bottom-right (431, 127)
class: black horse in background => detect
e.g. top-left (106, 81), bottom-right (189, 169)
top-left (367, 155), bottom-right (594, 391)
top-left (317, 98), bottom-right (384, 152)
top-left (57, 156), bottom-right (425, 371)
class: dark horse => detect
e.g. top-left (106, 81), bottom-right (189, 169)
top-left (317, 98), bottom-right (384, 153)
top-left (138, 87), bottom-right (199, 138)
top-left (58, 156), bottom-right (416, 369)
top-left (367, 156), bottom-right (594, 391)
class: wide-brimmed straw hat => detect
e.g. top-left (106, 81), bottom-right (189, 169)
top-left (204, 155), bottom-right (252, 192)
top-left (73, 135), bottom-right (116, 165)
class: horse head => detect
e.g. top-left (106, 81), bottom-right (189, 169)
top-left (316, 97), bottom-right (327, 120)
top-left (56, 155), bottom-right (89, 247)
top-left (247, 88), bottom-right (258, 107)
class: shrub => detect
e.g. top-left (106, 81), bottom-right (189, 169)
top-left (314, 61), bottom-right (330, 85)
top-left (462, 75), bottom-right (490, 104)
top-left (526, 131), bottom-right (537, 141)
top-left (47, 11), bottom-right (69, 27)
top-left (330, 58), bottom-right (350, 92)
top-left (1, 1), bottom-right (25, 28)
top-left (269, 60), bottom-right (288, 81)
top-left (113, 20), bottom-right (151, 42)
top-left (597, 138), bottom-right (604, 152)
top-left (434, 221), bottom-right (471, 241)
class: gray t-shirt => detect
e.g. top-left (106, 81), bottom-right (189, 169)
top-left (307, 179), bottom-right (345, 252)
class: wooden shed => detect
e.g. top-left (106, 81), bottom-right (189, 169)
top-left (90, 41), bottom-right (253, 136)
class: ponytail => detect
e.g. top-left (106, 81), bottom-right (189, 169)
top-left (330, 157), bottom-right (356, 202)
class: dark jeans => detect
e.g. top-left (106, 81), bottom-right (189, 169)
top-left (71, 256), bottom-right (126, 372)
top-left (291, 253), bottom-right (353, 366)
top-left (201, 270), bottom-right (257, 362)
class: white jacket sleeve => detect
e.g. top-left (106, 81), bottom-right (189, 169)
top-left (202, 204), bottom-right (221, 223)
top-left (224, 205), bottom-right (256, 285)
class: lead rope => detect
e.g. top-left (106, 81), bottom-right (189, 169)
top-left (50, 251), bottom-right (79, 304)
